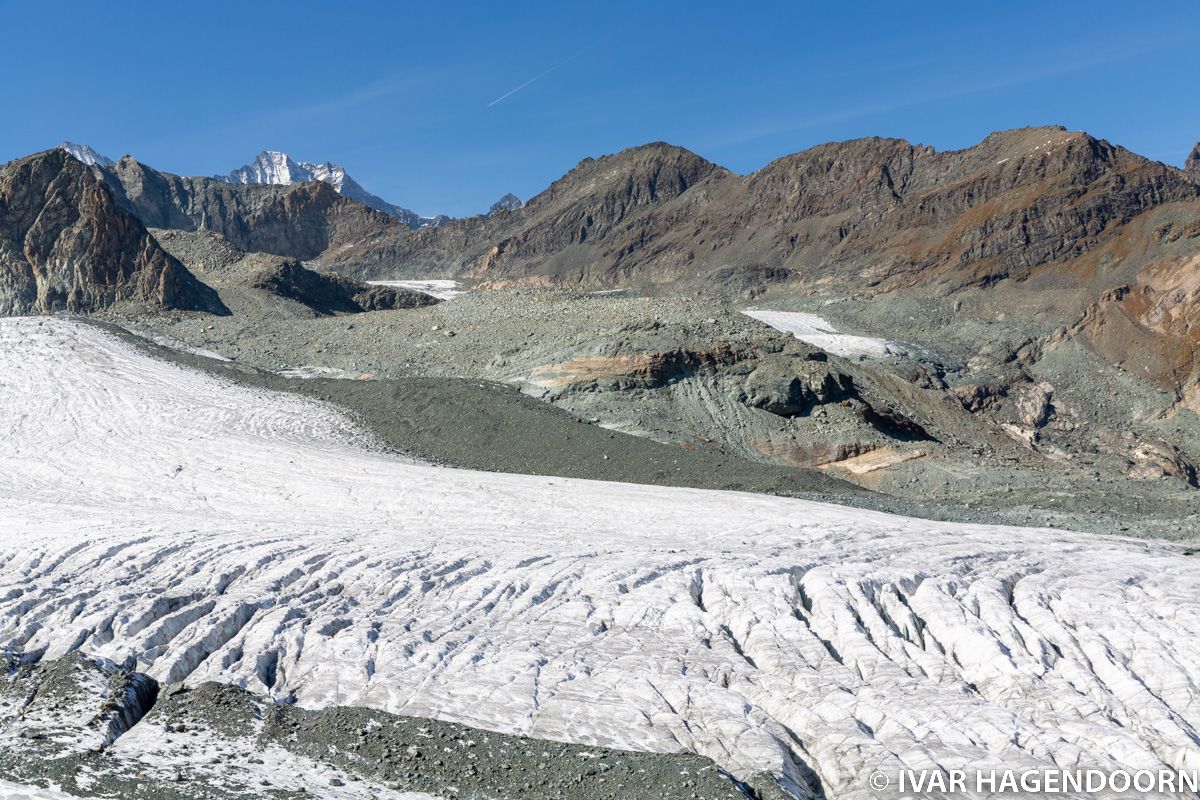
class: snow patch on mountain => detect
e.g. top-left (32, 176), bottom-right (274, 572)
top-left (58, 142), bottom-right (114, 168)
top-left (219, 151), bottom-right (445, 229)
top-left (743, 309), bottom-right (909, 358)
top-left (2, 318), bottom-right (1199, 799)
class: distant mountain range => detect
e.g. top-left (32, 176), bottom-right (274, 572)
top-left (52, 143), bottom-right (520, 228)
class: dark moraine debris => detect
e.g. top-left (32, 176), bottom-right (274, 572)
top-left (249, 258), bottom-right (440, 314)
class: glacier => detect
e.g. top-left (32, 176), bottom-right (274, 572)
top-left (1, 318), bottom-right (1198, 798)
top-left (366, 279), bottom-right (465, 300)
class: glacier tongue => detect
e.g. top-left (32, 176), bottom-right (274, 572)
top-left (1, 317), bottom-right (1199, 799)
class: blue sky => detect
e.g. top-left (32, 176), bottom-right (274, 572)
top-left (3, 0), bottom-right (1198, 217)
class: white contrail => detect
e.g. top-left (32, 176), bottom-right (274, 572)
top-left (486, 54), bottom-right (580, 107)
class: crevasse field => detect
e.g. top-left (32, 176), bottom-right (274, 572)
top-left (2, 318), bottom-right (1199, 799)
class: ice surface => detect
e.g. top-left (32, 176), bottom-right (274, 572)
top-left (366, 279), bottom-right (464, 299)
top-left (0, 780), bottom-right (80, 800)
top-left (1, 318), bottom-right (1198, 798)
top-left (742, 309), bottom-right (907, 358)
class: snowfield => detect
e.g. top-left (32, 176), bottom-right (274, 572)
top-left (742, 309), bottom-right (907, 358)
top-left (2, 318), bottom-right (1199, 798)
top-left (0, 780), bottom-right (78, 800)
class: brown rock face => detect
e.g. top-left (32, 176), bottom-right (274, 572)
top-left (320, 127), bottom-right (1200, 293)
top-left (323, 141), bottom-right (726, 283)
top-left (0, 150), bottom-right (224, 315)
top-left (1072, 252), bottom-right (1200, 387)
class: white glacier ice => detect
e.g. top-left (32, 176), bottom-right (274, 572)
top-left (1, 318), bottom-right (1198, 799)
top-left (366, 279), bottom-right (464, 300)
top-left (742, 309), bottom-right (907, 359)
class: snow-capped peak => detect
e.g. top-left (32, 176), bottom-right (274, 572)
top-left (59, 142), bottom-right (114, 168)
top-left (222, 150), bottom-right (328, 188)
top-left (218, 150), bottom-right (445, 230)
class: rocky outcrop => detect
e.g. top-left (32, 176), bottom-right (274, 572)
top-left (0, 150), bottom-right (225, 315)
top-left (1070, 251), bottom-right (1200, 387)
top-left (741, 361), bottom-right (855, 418)
top-left (1186, 141), bottom-right (1200, 177)
top-left (1128, 440), bottom-right (1198, 486)
top-left (249, 258), bottom-right (439, 314)
top-left (522, 340), bottom-right (738, 393)
top-left (1016, 381), bottom-right (1055, 429)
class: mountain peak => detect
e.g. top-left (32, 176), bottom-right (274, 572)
top-left (222, 151), bottom-right (309, 186)
top-left (1186, 142), bottom-right (1200, 177)
top-left (487, 193), bottom-right (524, 216)
top-left (218, 151), bottom-right (444, 229)
top-left (59, 142), bottom-right (114, 168)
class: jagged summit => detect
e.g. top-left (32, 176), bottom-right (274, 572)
top-left (487, 192), bottom-right (523, 216)
top-left (1186, 141), bottom-right (1200, 177)
top-left (222, 150), bottom-right (315, 187)
top-left (219, 150), bottom-right (445, 229)
top-left (59, 141), bottom-right (114, 168)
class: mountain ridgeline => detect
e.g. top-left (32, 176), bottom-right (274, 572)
top-left (324, 127), bottom-right (1200, 293)
top-left (3, 127), bottom-right (1200, 328)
